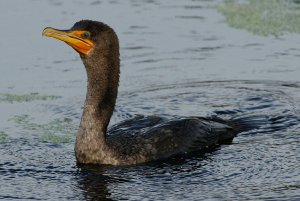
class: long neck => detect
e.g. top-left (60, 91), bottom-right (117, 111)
top-left (75, 41), bottom-right (120, 164)
top-left (80, 50), bottom-right (120, 141)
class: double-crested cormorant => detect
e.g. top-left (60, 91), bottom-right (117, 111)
top-left (43, 20), bottom-right (241, 165)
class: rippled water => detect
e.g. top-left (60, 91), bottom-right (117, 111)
top-left (0, 0), bottom-right (300, 200)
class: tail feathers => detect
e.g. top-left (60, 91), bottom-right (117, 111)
top-left (228, 114), bottom-right (299, 135)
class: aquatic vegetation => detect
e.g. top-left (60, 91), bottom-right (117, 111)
top-left (40, 133), bottom-right (71, 144)
top-left (218, 0), bottom-right (300, 36)
top-left (10, 115), bottom-right (76, 144)
top-left (0, 131), bottom-right (8, 143)
top-left (0, 93), bottom-right (61, 103)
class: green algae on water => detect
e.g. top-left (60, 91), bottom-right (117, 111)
top-left (40, 133), bottom-right (71, 144)
top-left (218, 0), bottom-right (300, 36)
top-left (10, 115), bottom-right (76, 144)
top-left (0, 93), bottom-right (61, 103)
top-left (0, 131), bottom-right (8, 143)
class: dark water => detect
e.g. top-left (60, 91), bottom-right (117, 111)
top-left (0, 0), bottom-right (300, 200)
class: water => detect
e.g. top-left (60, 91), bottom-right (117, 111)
top-left (0, 0), bottom-right (300, 200)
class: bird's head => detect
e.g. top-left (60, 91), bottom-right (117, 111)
top-left (43, 20), bottom-right (119, 61)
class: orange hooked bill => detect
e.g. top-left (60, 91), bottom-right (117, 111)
top-left (43, 28), bottom-right (94, 55)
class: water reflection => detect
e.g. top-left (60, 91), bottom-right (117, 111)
top-left (76, 164), bottom-right (115, 201)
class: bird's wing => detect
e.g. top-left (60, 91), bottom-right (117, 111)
top-left (107, 116), bottom-right (236, 162)
top-left (108, 115), bottom-right (165, 136)
top-left (141, 118), bottom-right (235, 159)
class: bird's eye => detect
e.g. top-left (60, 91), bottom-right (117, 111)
top-left (82, 32), bottom-right (90, 39)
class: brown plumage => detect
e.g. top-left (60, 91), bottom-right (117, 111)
top-left (43, 20), bottom-right (243, 165)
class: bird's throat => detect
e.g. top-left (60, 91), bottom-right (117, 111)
top-left (75, 50), bottom-right (120, 164)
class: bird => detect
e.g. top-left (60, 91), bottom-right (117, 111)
top-left (43, 20), bottom-right (244, 166)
